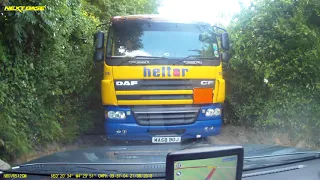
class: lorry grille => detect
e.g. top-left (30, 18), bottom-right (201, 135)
top-left (117, 95), bottom-right (192, 100)
top-left (114, 79), bottom-right (215, 91)
top-left (131, 105), bottom-right (200, 126)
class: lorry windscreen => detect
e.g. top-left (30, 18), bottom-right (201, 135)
top-left (106, 20), bottom-right (220, 65)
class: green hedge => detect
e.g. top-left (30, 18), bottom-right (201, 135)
top-left (0, 0), bottom-right (159, 162)
top-left (2, 0), bottom-right (319, 162)
top-left (225, 0), bottom-right (320, 145)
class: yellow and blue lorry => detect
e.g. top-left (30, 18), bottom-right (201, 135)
top-left (93, 15), bottom-right (230, 143)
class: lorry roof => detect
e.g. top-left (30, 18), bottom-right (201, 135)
top-left (111, 14), bottom-right (211, 25)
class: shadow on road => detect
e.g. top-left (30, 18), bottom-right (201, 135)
top-left (105, 137), bottom-right (210, 147)
top-left (77, 134), bottom-right (211, 147)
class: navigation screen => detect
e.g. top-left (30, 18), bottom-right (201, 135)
top-left (173, 155), bottom-right (238, 180)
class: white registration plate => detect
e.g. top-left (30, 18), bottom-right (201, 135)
top-left (152, 137), bottom-right (181, 143)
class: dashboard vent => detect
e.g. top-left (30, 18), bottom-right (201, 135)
top-left (242, 165), bottom-right (306, 178)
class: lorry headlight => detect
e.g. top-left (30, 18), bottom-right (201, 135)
top-left (115, 111), bottom-right (126, 119)
top-left (205, 108), bottom-right (221, 116)
top-left (213, 108), bottom-right (221, 116)
top-left (108, 111), bottom-right (116, 119)
top-left (107, 111), bottom-right (126, 119)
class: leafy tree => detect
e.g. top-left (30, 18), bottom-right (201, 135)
top-left (81, 0), bottom-right (160, 23)
top-left (0, 0), bottom-right (159, 161)
top-left (226, 0), bottom-right (320, 145)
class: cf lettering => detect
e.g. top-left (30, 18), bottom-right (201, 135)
top-left (201, 81), bottom-right (214, 85)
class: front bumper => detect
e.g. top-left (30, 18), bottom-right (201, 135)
top-left (104, 104), bottom-right (222, 141)
top-left (105, 119), bottom-right (222, 141)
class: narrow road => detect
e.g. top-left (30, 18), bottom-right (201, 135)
top-left (9, 125), bottom-right (296, 166)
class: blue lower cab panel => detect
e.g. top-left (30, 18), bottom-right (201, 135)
top-left (105, 120), bottom-right (222, 141)
top-left (104, 104), bottom-right (223, 141)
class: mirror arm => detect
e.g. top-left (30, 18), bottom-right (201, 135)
top-left (93, 61), bottom-right (97, 69)
top-left (96, 23), bottom-right (109, 30)
top-left (212, 25), bottom-right (227, 32)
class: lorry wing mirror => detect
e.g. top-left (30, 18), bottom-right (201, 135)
top-left (221, 32), bottom-right (230, 50)
top-left (222, 52), bottom-right (231, 62)
top-left (93, 31), bottom-right (105, 62)
top-left (94, 51), bottom-right (104, 62)
top-left (95, 31), bottom-right (105, 49)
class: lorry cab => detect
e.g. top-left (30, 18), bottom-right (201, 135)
top-left (94, 14), bottom-right (230, 143)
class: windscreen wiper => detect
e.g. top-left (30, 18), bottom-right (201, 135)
top-left (243, 151), bottom-right (320, 171)
top-left (173, 55), bottom-right (216, 65)
top-left (116, 55), bottom-right (168, 65)
top-left (188, 49), bottom-right (202, 53)
top-left (244, 151), bottom-right (320, 160)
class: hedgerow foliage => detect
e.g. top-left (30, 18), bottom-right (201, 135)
top-left (0, 0), bottom-right (159, 161)
top-left (2, 0), bottom-right (320, 162)
top-left (225, 0), bottom-right (320, 145)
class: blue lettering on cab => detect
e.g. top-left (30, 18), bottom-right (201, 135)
top-left (143, 67), bottom-right (189, 77)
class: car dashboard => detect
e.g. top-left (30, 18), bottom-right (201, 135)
top-left (2, 158), bottom-right (320, 180)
